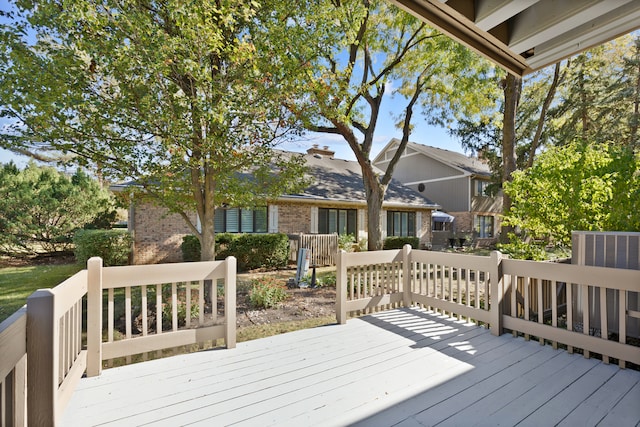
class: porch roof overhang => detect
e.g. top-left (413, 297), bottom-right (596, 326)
top-left (432, 210), bottom-right (455, 223)
top-left (388, 0), bottom-right (640, 76)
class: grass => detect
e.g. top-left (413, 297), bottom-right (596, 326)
top-left (0, 263), bottom-right (83, 323)
top-left (237, 315), bottom-right (337, 342)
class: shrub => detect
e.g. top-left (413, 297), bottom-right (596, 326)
top-left (181, 235), bottom-right (201, 262)
top-left (73, 229), bottom-right (132, 266)
top-left (228, 233), bottom-right (289, 271)
top-left (497, 233), bottom-right (547, 261)
top-left (383, 236), bottom-right (419, 250)
top-left (338, 234), bottom-right (356, 251)
top-left (248, 277), bottom-right (288, 309)
top-left (181, 233), bottom-right (289, 270)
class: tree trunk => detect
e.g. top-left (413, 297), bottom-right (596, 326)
top-left (364, 175), bottom-right (385, 251)
top-left (200, 212), bottom-right (216, 261)
top-left (501, 74), bottom-right (521, 243)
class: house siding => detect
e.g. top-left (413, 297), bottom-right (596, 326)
top-left (378, 153), bottom-right (463, 183)
top-left (132, 201), bottom-right (196, 264)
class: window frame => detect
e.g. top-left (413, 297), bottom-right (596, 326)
top-left (318, 208), bottom-right (357, 236)
top-left (214, 207), bottom-right (267, 233)
top-left (475, 215), bottom-right (494, 238)
top-left (386, 211), bottom-right (416, 237)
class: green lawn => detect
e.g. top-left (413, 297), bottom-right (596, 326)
top-left (0, 263), bottom-right (83, 323)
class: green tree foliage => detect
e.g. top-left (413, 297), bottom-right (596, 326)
top-left (0, 0), bottom-right (307, 261)
top-left (503, 142), bottom-right (640, 246)
top-left (257, 0), bottom-right (498, 250)
top-left (0, 162), bottom-right (116, 255)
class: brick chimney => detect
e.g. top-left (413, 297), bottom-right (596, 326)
top-left (307, 144), bottom-right (335, 157)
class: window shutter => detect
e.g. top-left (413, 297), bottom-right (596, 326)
top-left (310, 206), bottom-right (318, 233)
top-left (381, 210), bottom-right (387, 239)
top-left (268, 205), bottom-right (278, 233)
top-left (416, 211), bottom-right (422, 238)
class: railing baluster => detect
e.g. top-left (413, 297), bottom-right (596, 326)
top-left (125, 286), bottom-right (132, 364)
top-left (600, 286), bottom-right (608, 364)
top-left (156, 284), bottom-right (162, 335)
top-left (198, 280), bottom-right (204, 325)
top-left (108, 288), bottom-right (114, 343)
top-left (582, 284), bottom-right (590, 358)
top-left (619, 290), bottom-right (626, 368)
top-left (171, 282), bottom-right (178, 332)
top-left (567, 282), bottom-right (573, 354)
top-left (186, 282), bottom-right (191, 328)
top-left (538, 278), bottom-right (544, 345)
top-left (551, 280), bottom-right (558, 349)
top-left (524, 277), bottom-right (530, 341)
top-left (141, 285), bottom-right (148, 361)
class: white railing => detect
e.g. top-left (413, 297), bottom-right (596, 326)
top-left (0, 256), bottom-right (237, 426)
top-left (289, 233), bottom-right (339, 266)
top-left (0, 306), bottom-right (27, 426)
top-left (337, 246), bottom-right (640, 368)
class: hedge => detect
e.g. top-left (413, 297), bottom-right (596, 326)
top-left (74, 229), bottom-right (132, 266)
top-left (181, 233), bottom-right (289, 271)
top-left (383, 236), bottom-right (419, 250)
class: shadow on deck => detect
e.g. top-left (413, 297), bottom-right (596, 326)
top-left (62, 307), bottom-right (640, 426)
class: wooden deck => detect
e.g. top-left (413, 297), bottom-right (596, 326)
top-left (61, 307), bottom-right (640, 426)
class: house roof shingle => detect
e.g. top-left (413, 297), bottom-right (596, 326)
top-left (283, 150), bottom-right (439, 209)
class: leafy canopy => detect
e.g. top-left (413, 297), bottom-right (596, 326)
top-left (0, 0), bottom-right (308, 259)
top-left (503, 141), bottom-right (640, 246)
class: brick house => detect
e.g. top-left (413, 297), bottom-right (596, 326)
top-left (373, 138), bottom-right (503, 248)
top-left (115, 145), bottom-right (439, 264)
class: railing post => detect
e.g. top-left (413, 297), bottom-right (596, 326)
top-left (403, 244), bottom-right (412, 307)
top-left (27, 289), bottom-right (57, 424)
top-left (489, 251), bottom-right (504, 336)
top-left (87, 257), bottom-right (103, 377)
top-left (225, 256), bottom-right (237, 349)
top-left (336, 250), bottom-right (347, 324)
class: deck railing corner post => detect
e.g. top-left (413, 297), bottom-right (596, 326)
top-left (26, 289), bottom-right (57, 424)
top-left (225, 256), bottom-right (237, 349)
top-left (402, 244), bottom-right (412, 307)
top-left (87, 257), bottom-right (103, 377)
top-left (336, 250), bottom-right (347, 324)
top-left (489, 250), bottom-right (504, 336)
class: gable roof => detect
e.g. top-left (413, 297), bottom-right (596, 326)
top-left (374, 138), bottom-right (491, 178)
top-left (282, 150), bottom-right (439, 209)
top-left (112, 149), bottom-right (439, 209)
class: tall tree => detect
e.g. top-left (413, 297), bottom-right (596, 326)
top-left (0, 0), bottom-right (306, 261)
top-left (500, 73), bottom-right (521, 243)
top-left (259, 0), bottom-right (497, 250)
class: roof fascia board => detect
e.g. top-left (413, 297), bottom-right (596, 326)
top-left (526, 2), bottom-right (640, 70)
top-left (387, 0), bottom-right (530, 76)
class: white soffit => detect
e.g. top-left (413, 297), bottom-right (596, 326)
top-left (388, 0), bottom-right (640, 76)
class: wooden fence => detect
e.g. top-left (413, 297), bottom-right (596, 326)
top-left (0, 257), bottom-right (237, 426)
top-left (288, 233), bottom-right (339, 266)
top-left (336, 245), bottom-right (640, 368)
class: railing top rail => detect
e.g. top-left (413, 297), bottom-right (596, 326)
top-left (0, 305), bottom-right (27, 380)
top-left (503, 258), bottom-right (640, 292)
top-left (101, 260), bottom-right (229, 288)
top-left (50, 269), bottom-right (88, 316)
top-left (341, 249), bottom-right (402, 267)
top-left (411, 250), bottom-right (494, 271)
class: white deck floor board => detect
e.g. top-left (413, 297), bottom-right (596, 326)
top-left (62, 307), bottom-right (640, 427)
